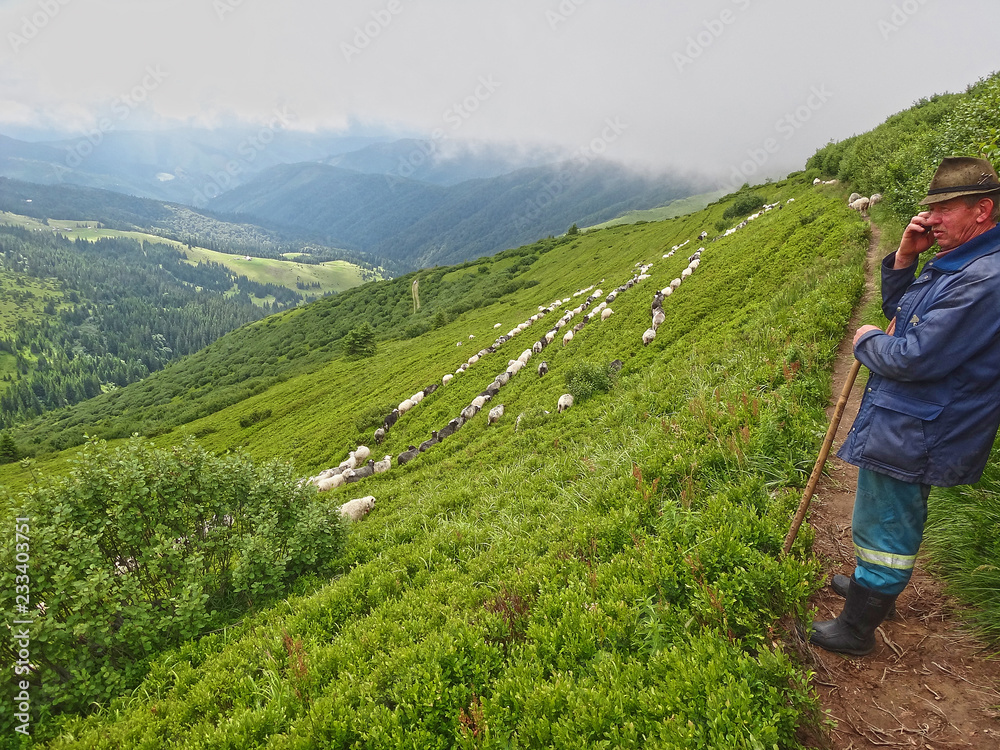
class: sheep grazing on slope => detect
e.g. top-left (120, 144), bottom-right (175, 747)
top-left (869, 193), bottom-right (883, 207)
top-left (374, 427), bottom-right (386, 445)
top-left (383, 409), bottom-right (400, 431)
top-left (669, 278), bottom-right (682, 290)
top-left (563, 330), bottom-right (574, 346)
top-left (316, 473), bottom-right (346, 492)
top-left (848, 192), bottom-right (862, 203)
top-left (601, 307), bottom-right (613, 321)
top-left (681, 267), bottom-right (692, 279)
top-left (398, 398), bottom-right (416, 414)
top-left (442, 373), bottom-right (454, 386)
top-left (557, 393), bottom-right (574, 413)
top-left (340, 451), bottom-right (358, 471)
top-left (339, 496), bottom-right (375, 521)
top-left (494, 322), bottom-right (502, 329)
top-left (643, 328), bottom-right (656, 346)
top-left (652, 309), bottom-right (666, 331)
top-left (488, 404), bottom-right (505, 425)
top-left (460, 404), bottom-right (479, 421)
top-left (538, 361), bottom-right (549, 377)
top-left (397, 445), bottom-right (419, 466)
top-left (437, 418), bottom-right (463, 439)
top-left (609, 359), bottom-right (623, 372)
top-left (423, 383), bottom-right (439, 397)
top-left (373, 455), bottom-right (392, 474)
top-left (485, 381), bottom-right (501, 398)
top-left (354, 445), bottom-right (371, 462)
top-left (471, 395), bottom-right (490, 410)
top-left (345, 460), bottom-right (375, 483)
top-left (506, 360), bottom-right (525, 376)
top-left (419, 432), bottom-right (440, 452)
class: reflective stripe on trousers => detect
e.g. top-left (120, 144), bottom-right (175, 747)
top-left (851, 467), bottom-right (930, 596)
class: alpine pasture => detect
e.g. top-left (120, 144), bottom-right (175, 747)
top-left (1, 173), bottom-right (870, 747)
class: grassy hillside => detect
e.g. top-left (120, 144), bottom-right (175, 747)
top-left (1, 173), bottom-right (873, 747)
top-left (583, 190), bottom-right (728, 231)
top-left (0, 212), bottom-right (375, 297)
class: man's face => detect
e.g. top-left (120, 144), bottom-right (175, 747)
top-left (923, 196), bottom-right (993, 252)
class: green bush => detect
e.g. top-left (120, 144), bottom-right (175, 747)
top-left (0, 436), bottom-right (347, 718)
top-left (565, 360), bottom-right (615, 403)
top-left (722, 190), bottom-right (767, 221)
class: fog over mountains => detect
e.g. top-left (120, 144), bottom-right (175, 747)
top-left (0, 127), bottom-right (710, 270)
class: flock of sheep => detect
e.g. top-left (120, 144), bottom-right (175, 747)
top-left (311, 191), bottom-right (804, 521)
top-left (847, 191), bottom-right (882, 214)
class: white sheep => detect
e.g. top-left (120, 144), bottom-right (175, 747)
top-left (488, 404), bottom-right (505, 425)
top-left (507, 360), bottom-right (525, 376)
top-left (339, 496), bottom-right (376, 521)
top-left (643, 328), bottom-right (656, 346)
top-left (532, 341), bottom-right (544, 354)
top-left (517, 349), bottom-right (532, 365)
top-left (373, 455), bottom-right (392, 474)
top-left (355, 445), bottom-right (371, 463)
top-left (443, 373), bottom-right (454, 386)
top-left (557, 393), bottom-right (574, 413)
top-left (670, 278), bottom-right (682, 290)
top-left (471, 395), bottom-right (489, 410)
top-left (660, 287), bottom-right (673, 297)
top-left (601, 308), bottom-right (614, 321)
top-left (340, 451), bottom-right (358, 470)
top-left (469, 334), bottom-right (475, 339)
top-left (869, 193), bottom-right (883, 207)
top-left (468, 354), bottom-right (480, 366)
top-left (398, 398), bottom-right (416, 414)
top-left (410, 392), bottom-right (424, 405)
top-left (563, 330), bottom-right (574, 346)
top-left (652, 309), bottom-right (665, 330)
top-left (848, 192), bottom-right (862, 203)
top-left (681, 268), bottom-right (692, 279)
top-left (545, 330), bottom-right (556, 344)
top-left (318, 473), bottom-right (347, 492)
top-left (494, 322), bottom-right (502, 329)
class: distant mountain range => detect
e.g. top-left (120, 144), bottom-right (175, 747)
top-left (209, 159), bottom-right (707, 268)
top-left (0, 128), bottom-right (711, 269)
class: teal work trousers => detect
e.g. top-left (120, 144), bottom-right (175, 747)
top-left (851, 468), bottom-right (931, 596)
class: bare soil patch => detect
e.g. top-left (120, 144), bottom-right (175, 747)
top-left (801, 223), bottom-right (1000, 749)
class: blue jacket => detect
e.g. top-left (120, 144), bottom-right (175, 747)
top-left (837, 223), bottom-right (1000, 486)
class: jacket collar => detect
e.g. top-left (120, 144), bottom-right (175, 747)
top-left (924, 223), bottom-right (1000, 273)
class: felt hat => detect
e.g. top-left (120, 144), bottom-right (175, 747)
top-left (919, 156), bottom-right (1000, 205)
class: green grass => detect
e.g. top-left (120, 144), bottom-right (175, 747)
top-left (0, 212), bottom-right (376, 297)
top-left (583, 190), bottom-right (729, 231)
top-left (0, 174), bottom-right (876, 747)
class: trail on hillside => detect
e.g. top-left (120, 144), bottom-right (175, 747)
top-left (803, 222), bottom-right (1000, 749)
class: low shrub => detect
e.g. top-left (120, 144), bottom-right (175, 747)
top-left (0, 436), bottom-right (347, 719)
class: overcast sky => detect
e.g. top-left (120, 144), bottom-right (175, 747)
top-left (1, 0), bottom-right (998, 186)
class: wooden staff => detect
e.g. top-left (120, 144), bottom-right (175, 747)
top-left (782, 318), bottom-right (896, 556)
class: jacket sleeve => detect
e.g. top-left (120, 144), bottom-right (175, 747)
top-left (856, 266), bottom-right (1000, 382)
top-left (880, 252), bottom-right (918, 320)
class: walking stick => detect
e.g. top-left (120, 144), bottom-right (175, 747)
top-left (781, 319), bottom-right (895, 556)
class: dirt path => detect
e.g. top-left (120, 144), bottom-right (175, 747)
top-left (803, 222), bottom-right (1000, 749)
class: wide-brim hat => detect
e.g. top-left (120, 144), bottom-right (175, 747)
top-left (919, 156), bottom-right (1000, 205)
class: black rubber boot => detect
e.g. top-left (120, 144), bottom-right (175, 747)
top-left (831, 574), bottom-right (896, 619)
top-left (810, 576), bottom-right (896, 656)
